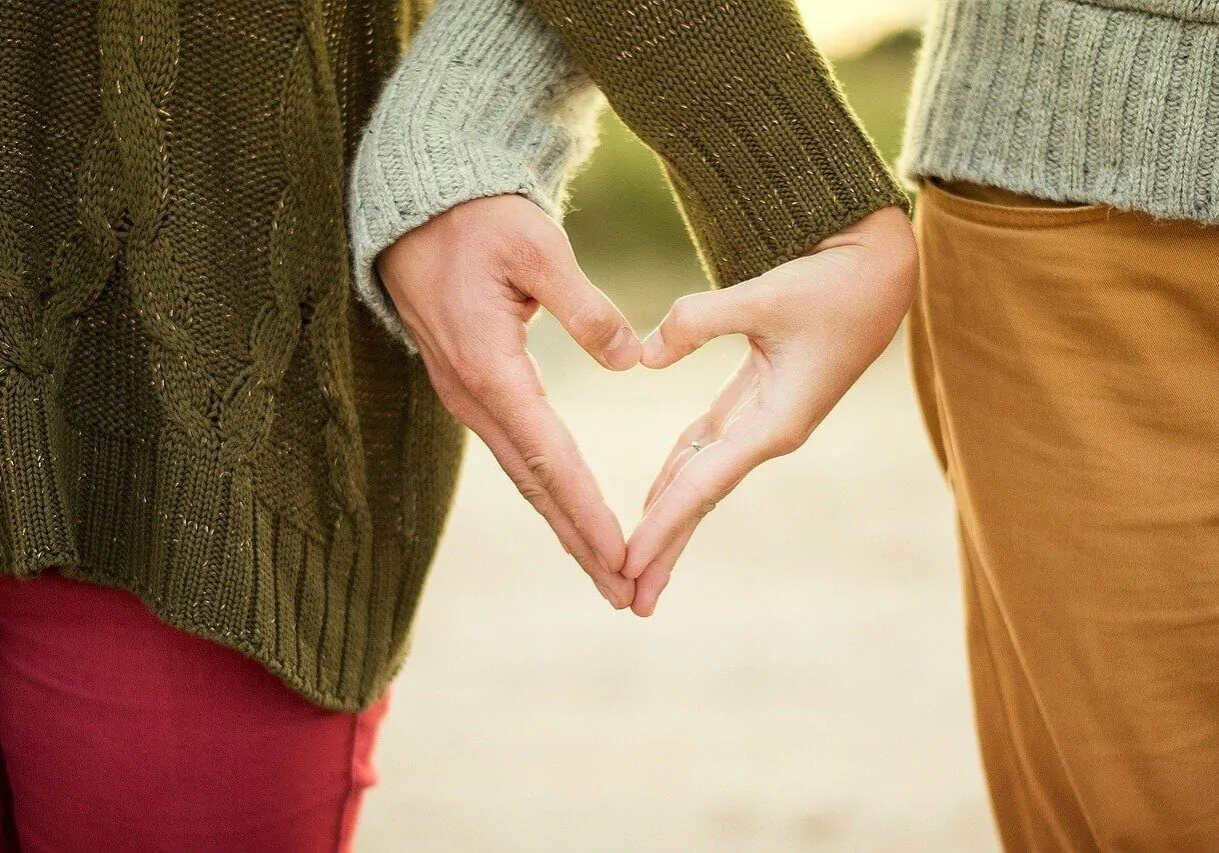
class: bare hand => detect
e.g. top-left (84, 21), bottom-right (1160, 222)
top-left (623, 205), bottom-right (918, 616)
top-left (376, 195), bottom-right (643, 609)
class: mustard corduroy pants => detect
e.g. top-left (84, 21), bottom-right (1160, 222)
top-left (911, 178), bottom-right (1219, 852)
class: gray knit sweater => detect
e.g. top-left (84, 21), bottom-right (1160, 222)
top-left (901, 0), bottom-right (1219, 222)
top-left (348, 0), bottom-right (601, 353)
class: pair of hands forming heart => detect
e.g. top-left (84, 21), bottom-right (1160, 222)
top-left (377, 195), bottom-right (917, 617)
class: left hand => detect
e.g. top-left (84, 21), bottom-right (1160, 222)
top-left (622, 205), bottom-right (918, 616)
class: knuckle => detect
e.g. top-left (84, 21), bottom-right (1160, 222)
top-left (664, 297), bottom-right (699, 343)
top-left (501, 229), bottom-right (559, 277)
top-left (450, 344), bottom-right (516, 399)
top-left (771, 436), bottom-right (802, 458)
top-left (523, 453), bottom-right (559, 491)
top-left (449, 356), bottom-right (488, 394)
top-left (567, 299), bottom-right (618, 347)
top-left (515, 480), bottom-right (548, 507)
top-left (770, 425), bottom-right (809, 457)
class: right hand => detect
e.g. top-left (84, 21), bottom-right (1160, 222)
top-left (375, 194), bottom-right (641, 609)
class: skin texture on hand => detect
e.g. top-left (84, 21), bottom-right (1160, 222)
top-left (379, 198), bottom-right (916, 618)
top-left (624, 205), bottom-right (918, 616)
top-left (375, 194), bottom-right (642, 609)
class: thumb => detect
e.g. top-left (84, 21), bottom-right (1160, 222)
top-left (511, 230), bottom-right (640, 371)
top-left (641, 286), bottom-right (756, 369)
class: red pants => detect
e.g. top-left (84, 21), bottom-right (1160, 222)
top-left (0, 570), bottom-right (390, 852)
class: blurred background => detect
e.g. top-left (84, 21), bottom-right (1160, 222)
top-left (360, 2), bottom-right (1001, 851)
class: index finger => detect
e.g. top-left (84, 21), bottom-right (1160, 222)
top-left (481, 356), bottom-right (629, 577)
top-left (461, 393), bottom-right (634, 607)
top-left (624, 433), bottom-right (769, 582)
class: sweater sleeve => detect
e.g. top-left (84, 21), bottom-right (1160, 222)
top-left (347, 0), bottom-right (605, 354)
top-left (521, 0), bottom-right (911, 289)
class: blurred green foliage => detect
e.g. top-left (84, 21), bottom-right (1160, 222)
top-left (563, 29), bottom-right (921, 325)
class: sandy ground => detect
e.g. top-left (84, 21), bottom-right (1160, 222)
top-left (355, 318), bottom-right (1001, 853)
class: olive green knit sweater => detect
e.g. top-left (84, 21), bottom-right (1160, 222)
top-left (0, 0), bottom-right (904, 711)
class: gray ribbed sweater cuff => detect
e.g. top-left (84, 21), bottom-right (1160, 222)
top-left (900, 0), bottom-right (1219, 223)
top-left (348, 0), bottom-right (604, 354)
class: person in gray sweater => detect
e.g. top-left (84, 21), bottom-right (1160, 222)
top-left (351, 0), bottom-right (915, 620)
top-left (900, 1), bottom-right (1219, 848)
top-left (357, 0), bottom-right (1218, 848)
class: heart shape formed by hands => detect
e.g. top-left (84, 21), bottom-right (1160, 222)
top-left (378, 195), bottom-right (916, 617)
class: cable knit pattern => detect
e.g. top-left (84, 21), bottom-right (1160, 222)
top-left (1, 0), bottom-right (908, 711)
top-left (0, 0), bottom-right (443, 711)
top-left (901, 0), bottom-right (1219, 222)
top-left (348, 0), bottom-right (604, 354)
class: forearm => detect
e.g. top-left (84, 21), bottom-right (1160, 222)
top-left (521, 0), bottom-right (910, 288)
top-left (347, 0), bottom-right (605, 353)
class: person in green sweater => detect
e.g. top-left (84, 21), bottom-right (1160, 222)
top-left (0, 0), bottom-right (914, 848)
top-left (898, 1), bottom-right (1219, 848)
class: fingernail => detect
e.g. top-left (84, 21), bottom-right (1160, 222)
top-left (604, 327), bottom-right (641, 371)
top-left (641, 329), bottom-right (664, 365)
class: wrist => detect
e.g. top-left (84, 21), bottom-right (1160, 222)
top-left (807, 205), bottom-right (914, 254)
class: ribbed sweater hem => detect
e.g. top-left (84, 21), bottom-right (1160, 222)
top-left (900, 0), bottom-right (1219, 222)
top-left (53, 564), bottom-right (403, 713)
top-left (0, 368), bottom-right (453, 713)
